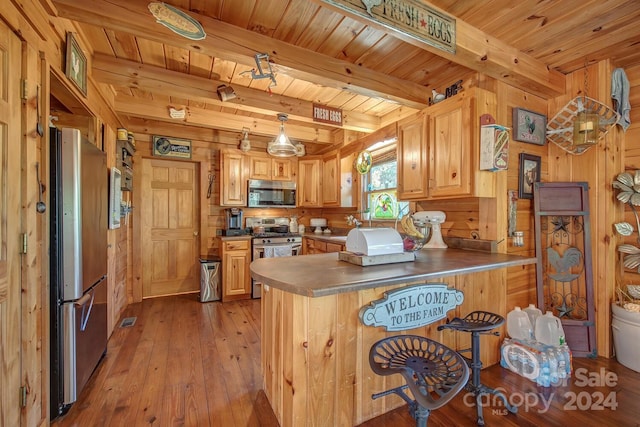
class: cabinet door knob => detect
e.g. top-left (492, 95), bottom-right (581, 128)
top-left (194, 231), bottom-right (199, 236)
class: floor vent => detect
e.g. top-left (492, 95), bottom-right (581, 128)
top-left (120, 317), bottom-right (137, 328)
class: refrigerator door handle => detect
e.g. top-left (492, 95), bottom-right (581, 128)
top-left (74, 290), bottom-right (95, 332)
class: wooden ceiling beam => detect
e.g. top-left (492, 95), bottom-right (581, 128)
top-left (51, 0), bottom-right (431, 108)
top-left (92, 54), bottom-right (380, 133)
top-left (315, 0), bottom-right (566, 98)
top-left (114, 94), bottom-right (335, 144)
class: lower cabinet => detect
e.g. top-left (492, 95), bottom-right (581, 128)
top-left (219, 238), bottom-right (251, 300)
top-left (304, 237), bottom-right (344, 254)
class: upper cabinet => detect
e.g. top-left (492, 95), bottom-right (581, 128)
top-left (397, 88), bottom-right (496, 201)
top-left (249, 155), bottom-right (295, 181)
top-left (397, 112), bottom-right (429, 200)
top-left (298, 159), bottom-right (321, 207)
top-left (428, 95), bottom-right (471, 198)
top-left (220, 150), bottom-right (246, 206)
top-left (322, 152), bottom-right (339, 206)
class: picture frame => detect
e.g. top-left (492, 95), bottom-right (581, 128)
top-left (518, 153), bottom-right (541, 199)
top-left (512, 107), bottom-right (546, 145)
top-left (65, 32), bottom-right (87, 96)
top-left (152, 135), bottom-right (192, 159)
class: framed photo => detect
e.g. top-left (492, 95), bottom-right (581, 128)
top-left (512, 108), bottom-right (546, 145)
top-left (65, 32), bottom-right (87, 96)
top-left (152, 135), bottom-right (192, 159)
top-left (518, 153), bottom-right (541, 199)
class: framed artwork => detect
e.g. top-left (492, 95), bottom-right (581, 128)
top-left (152, 135), bottom-right (192, 159)
top-left (65, 32), bottom-right (87, 96)
top-left (512, 107), bottom-right (546, 145)
top-left (518, 153), bottom-right (541, 199)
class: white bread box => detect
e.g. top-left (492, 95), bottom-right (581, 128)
top-left (345, 227), bottom-right (404, 256)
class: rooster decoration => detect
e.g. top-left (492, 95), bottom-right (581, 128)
top-left (362, 0), bottom-right (382, 17)
top-left (546, 246), bottom-right (582, 282)
top-left (524, 114), bottom-right (536, 134)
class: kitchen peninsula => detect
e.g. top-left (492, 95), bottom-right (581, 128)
top-left (251, 249), bottom-right (537, 426)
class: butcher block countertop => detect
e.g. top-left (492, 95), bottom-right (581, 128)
top-left (250, 248), bottom-right (536, 297)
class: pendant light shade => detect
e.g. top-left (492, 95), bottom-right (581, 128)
top-left (267, 113), bottom-right (297, 157)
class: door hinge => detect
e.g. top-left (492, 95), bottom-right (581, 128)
top-left (21, 233), bottom-right (27, 254)
top-left (21, 79), bottom-right (28, 100)
top-left (20, 386), bottom-right (27, 408)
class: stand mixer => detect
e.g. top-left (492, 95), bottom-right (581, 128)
top-left (412, 211), bottom-right (448, 248)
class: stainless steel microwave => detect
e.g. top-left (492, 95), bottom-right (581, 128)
top-left (247, 179), bottom-right (296, 208)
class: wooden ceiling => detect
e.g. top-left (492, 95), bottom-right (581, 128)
top-left (50, 0), bottom-right (640, 154)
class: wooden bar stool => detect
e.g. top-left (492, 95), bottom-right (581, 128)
top-left (369, 335), bottom-right (469, 427)
top-left (438, 311), bottom-right (518, 425)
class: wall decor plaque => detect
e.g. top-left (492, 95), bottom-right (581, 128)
top-left (152, 135), bottom-right (192, 159)
top-left (359, 283), bottom-right (464, 331)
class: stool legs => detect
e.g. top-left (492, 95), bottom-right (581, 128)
top-left (372, 385), bottom-right (430, 427)
top-left (466, 331), bottom-right (517, 426)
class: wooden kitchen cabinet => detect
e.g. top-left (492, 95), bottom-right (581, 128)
top-left (303, 237), bottom-right (344, 254)
top-left (322, 152), bottom-right (339, 206)
top-left (220, 150), bottom-right (246, 206)
top-left (428, 88), bottom-right (496, 198)
top-left (219, 238), bottom-right (251, 300)
top-left (297, 158), bottom-right (321, 207)
top-left (428, 94), bottom-right (471, 198)
top-left (397, 88), bottom-right (496, 201)
top-left (249, 155), bottom-right (294, 181)
top-left (398, 112), bottom-right (428, 200)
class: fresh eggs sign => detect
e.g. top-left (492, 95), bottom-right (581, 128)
top-left (322, 0), bottom-right (456, 54)
top-left (359, 283), bottom-right (464, 331)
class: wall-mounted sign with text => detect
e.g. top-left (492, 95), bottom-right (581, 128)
top-left (359, 283), bottom-right (464, 331)
top-left (152, 135), bottom-right (192, 159)
top-left (313, 103), bottom-right (343, 126)
top-left (322, 0), bottom-right (456, 54)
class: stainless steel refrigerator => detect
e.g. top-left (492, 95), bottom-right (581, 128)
top-left (50, 127), bottom-right (108, 419)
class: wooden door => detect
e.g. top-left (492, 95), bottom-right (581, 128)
top-left (397, 113), bottom-right (428, 200)
top-left (428, 96), bottom-right (471, 198)
top-left (141, 158), bottom-right (200, 298)
top-left (0, 21), bottom-right (23, 427)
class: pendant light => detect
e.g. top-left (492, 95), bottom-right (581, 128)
top-left (267, 113), bottom-right (297, 157)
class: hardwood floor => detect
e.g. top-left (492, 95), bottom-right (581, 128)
top-left (53, 295), bottom-right (640, 427)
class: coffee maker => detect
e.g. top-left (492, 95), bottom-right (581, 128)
top-left (223, 208), bottom-right (244, 236)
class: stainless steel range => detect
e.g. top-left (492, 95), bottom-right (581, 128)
top-left (247, 217), bottom-right (302, 298)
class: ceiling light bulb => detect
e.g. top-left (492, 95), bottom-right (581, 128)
top-left (267, 113), bottom-right (297, 157)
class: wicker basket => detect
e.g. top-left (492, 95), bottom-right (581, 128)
top-left (546, 96), bottom-right (620, 155)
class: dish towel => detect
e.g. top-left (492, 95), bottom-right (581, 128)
top-left (611, 68), bottom-right (631, 131)
top-left (264, 245), bottom-right (293, 258)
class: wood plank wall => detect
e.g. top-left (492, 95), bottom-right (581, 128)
top-left (617, 63), bottom-right (640, 294)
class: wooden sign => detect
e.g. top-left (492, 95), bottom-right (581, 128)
top-left (152, 135), bottom-right (192, 159)
top-left (322, 0), bottom-right (455, 54)
top-left (313, 103), bottom-right (343, 126)
top-left (359, 283), bottom-right (464, 331)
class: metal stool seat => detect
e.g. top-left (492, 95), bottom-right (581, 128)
top-left (438, 311), bottom-right (518, 425)
top-left (369, 335), bottom-right (469, 427)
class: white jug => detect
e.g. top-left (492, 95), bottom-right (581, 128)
top-left (535, 311), bottom-right (566, 347)
top-left (506, 306), bottom-right (533, 341)
top-left (523, 304), bottom-right (543, 336)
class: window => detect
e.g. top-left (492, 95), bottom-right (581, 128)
top-left (362, 139), bottom-right (408, 220)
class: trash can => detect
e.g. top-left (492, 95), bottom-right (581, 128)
top-left (199, 256), bottom-right (221, 302)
